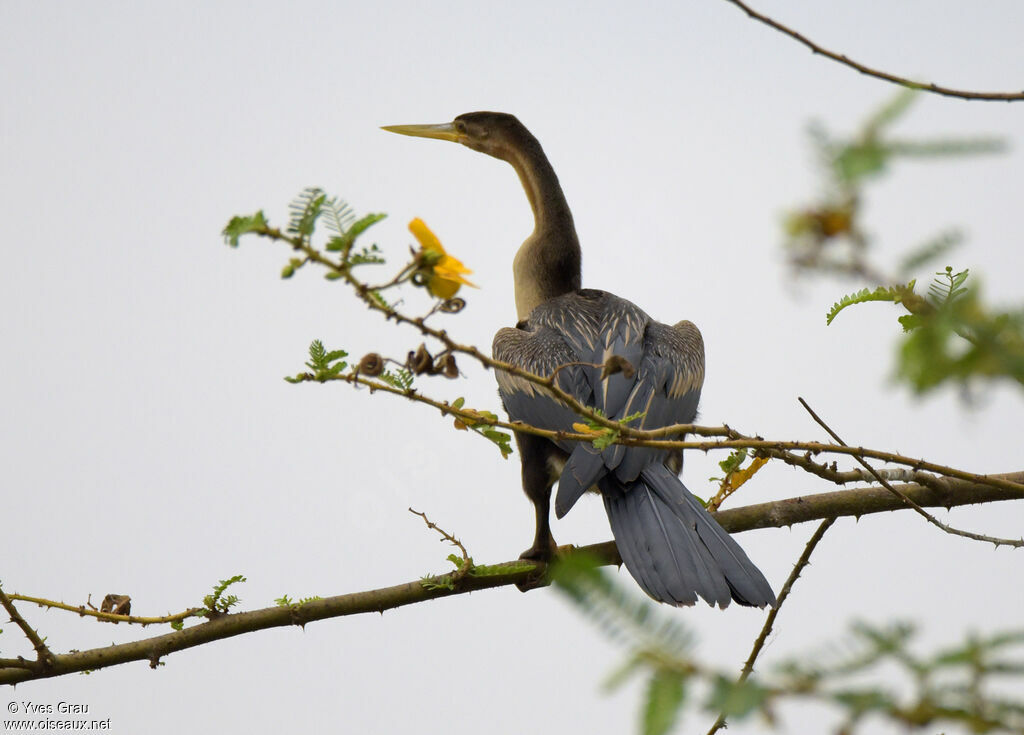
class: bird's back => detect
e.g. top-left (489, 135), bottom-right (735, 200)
top-left (493, 289), bottom-right (704, 488)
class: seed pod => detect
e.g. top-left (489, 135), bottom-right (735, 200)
top-left (601, 354), bottom-right (636, 380)
top-left (408, 343), bottom-right (434, 375)
top-left (100, 594), bottom-right (132, 616)
top-left (358, 352), bottom-right (385, 377)
top-left (440, 297), bottom-right (466, 313)
top-left (440, 352), bottom-right (459, 379)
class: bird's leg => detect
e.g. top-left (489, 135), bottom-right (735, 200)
top-left (515, 433), bottom-right (559, 562)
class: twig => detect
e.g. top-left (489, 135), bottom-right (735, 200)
top-left (798, 397), bottom-right (1023, 548)
top-left (8, 593), bottom-right (203, 627)
top-left (707, 517), bottom-right (836, 735)
top-left (723, 0), bottom-right (1024, 101)
top-left (0, 582), bottom-right (53, 667)
top-left (408, 508), bottom-right (472, 582)
top-left (707, 455), bottom-right (769, 512)
top-left (291, 368), bottom-right (1024, 503)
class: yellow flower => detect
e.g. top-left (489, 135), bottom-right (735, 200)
top-left (408, 218), bottom-right (478, 299)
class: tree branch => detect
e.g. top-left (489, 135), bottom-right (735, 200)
top-left (3, 471), bottom-right (1021, 686)
top-left (0, 583), bottom-right (53, 668)
top-left (7, 594), bottom-right (202, 627)
top-left (0, 559), bottom-right (539, 686)
top-left (723, 0), bottom-right (1024, 101)
top-left (798, 396), bottom-right (1022, 547)
top-left (707, 517), bottom-right (837, 735)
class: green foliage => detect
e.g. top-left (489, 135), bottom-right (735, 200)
top-left (419, 575), bottom-right (455, 591)
top-left (419, 554), bottom-right (476, 591)
top-left (275, 595), bottom-right (323, 607)
top-left (479, 426), bottom-right (513, 458)
top-left (574, 409), bottom-right (647, 451)
top-left (470, 560), bottom-right (537, 577)
top-left (554, 556), bottom-right (1024, 733)
top-left (347, 243), bottom-right (386, 266)
top-left (823, 264), bottom-right (1024, 393)
top-left (222, 211), bottom-right (268, 247)
top-left (643, 671), bottom-right (686, 735)
top-left (367, 289), bottom-right (392, 310)
top-left (286, 340), bottom-right (348, 383)
top-left (926, 265), bottom-right (970, 307)
top-left (774, 621), bottom-right (1024, 731)
top-left (819, 91), bottom-right (1003, 188)
top-left (886, 138), bottom-right (1008, 158)
top-left (225, 191), bottom-right (387, 284)
top-left (826, 282), bottom-right (914, 325)
top-left (785, 91), bottom-right (1004, 300)
top-left (287, 187), bottom-right (327, 244)
top-left (319, 194), bottom-right (355, 237)
top-left (897, 284), bottom-right (1024, 393)
top-left (552, 554), bottom-right (696, 734)
top-left (201, 575), bottom-right (247, 616)
top-left (325, 213), bottom-right (388, 256)
top-left (551, 553), bottom-right (693, 659)
top-left (379, 367), bottom-right (414, 391)
top-left (280, 257), bottom-right (303, 279)
top-left (706, 676), bottom-right (767, 719)
top-left (709, 448), bottom-right (748, 483)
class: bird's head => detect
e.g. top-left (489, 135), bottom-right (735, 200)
top-left (382, 111), bottom-right (532, 163)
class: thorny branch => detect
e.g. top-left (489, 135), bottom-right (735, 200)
top-left (3, 470), bottom-right (1022, 685)
top-left (706, 518), bottom-right (837, 735)
top-left (798, 397), bottom-right (1024, 548)
top-left (408, 508), bottom-right (473, 582)
top-left (8, 593), bottom-right (203, 627)
top-left (0, 583), bottom-right (53, 668)
top-left (723, 0), bottom-right (1024, 102)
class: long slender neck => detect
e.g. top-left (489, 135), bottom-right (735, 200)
top-left (503, 132), bottom-right (582, 321)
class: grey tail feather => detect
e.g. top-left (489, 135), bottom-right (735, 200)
top-left (601, 465), bottom-right (776, 608)
top-left (555, 446), bottom-right (607, 519)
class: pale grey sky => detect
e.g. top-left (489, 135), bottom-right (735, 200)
top-left (2, 1), bottom-right (1023, 733)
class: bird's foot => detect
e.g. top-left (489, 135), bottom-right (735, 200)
top-left (518, 545), bottom-right (553, 564)
top-left (515, 536), bottom-right (558, 592)
top-left (518, 533), bottom-right (558, 563)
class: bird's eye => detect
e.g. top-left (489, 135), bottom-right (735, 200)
top-left (454, 120), bottom-right (467, 134)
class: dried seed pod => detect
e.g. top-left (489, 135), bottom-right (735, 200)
top-left (601, 354), bottom-right (636, 380)
top-left (440, 297), bottom-right (466, 313)
top-left (440, 352), bottom-right (459, 379)
top-left (358, 352), bottom-right (385, 377)
top-left (100, 594), bottom-right (132, 616)
top-left (408, 343), bottom-right (434, 375)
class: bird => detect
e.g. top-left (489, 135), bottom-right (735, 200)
top-left (383, 112), bottom-right (775, 608)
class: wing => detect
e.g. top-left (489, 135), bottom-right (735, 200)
top-left (493, 289), bottom-right (640, 449)
top-left (610, 319), bottom-right (704, 480)
top-left (493, 320), bottom-right (590, 455)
